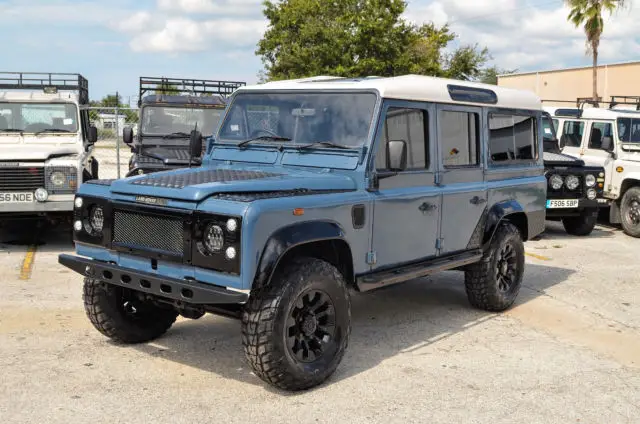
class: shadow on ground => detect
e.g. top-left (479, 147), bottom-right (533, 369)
top-left (537, 220), bottom-right (618, 241)
top-left (0, 219), bottom-right (74, 253)
top-left (130, 262), bottom-right (574, 394)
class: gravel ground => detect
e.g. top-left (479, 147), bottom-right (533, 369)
top-left (0, 220), bottom-right (638, 424)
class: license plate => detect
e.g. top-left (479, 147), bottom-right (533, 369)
top-left (546, 199), bottom-right (579, 209)
top-left (0, 192), bottom-right (34, 203)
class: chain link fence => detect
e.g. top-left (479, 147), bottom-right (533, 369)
top-left (88, 107), bottom-right (138, 180)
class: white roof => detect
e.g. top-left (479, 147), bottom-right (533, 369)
top-left (0, 91), bottom-right (80, 103)
top-left (239, 74), bottom-right (542, 110)
top-left (544, 105), bottom-right (640, 120)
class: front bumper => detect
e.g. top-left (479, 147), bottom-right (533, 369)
top-left (545, 198), bottom-right (601, 217)
top-left (0, 199), bottom-right (74, 214)
top-left (58, 254), bottom-right (249, 305)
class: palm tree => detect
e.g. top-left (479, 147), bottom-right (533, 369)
top-left (565, 0), bottom-right (627, 102)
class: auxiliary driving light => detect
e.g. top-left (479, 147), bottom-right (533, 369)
top-left (74, 197), bottom-right (83, 208)
top-left (34, 188), bottom-right (49, 202)
top-left (549, 174), bottom-right (563, 190)
top-left (565, 175), bottom-right (580, 191)
top-left (587, 189), bottom-right (597, 200)
top-left (226, 218), bottom-right (238, 232)
top-left (74, 220), bottom-right (83, 232)
top-left (225, 247), bottom-right (237, 260)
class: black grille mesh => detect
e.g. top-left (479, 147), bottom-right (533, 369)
top-left (130, 169), bottom-right (281, 189)
top-left (0, 167), bottom-right (45, 191)
top-left (113, 210), bottom-right (184, 254)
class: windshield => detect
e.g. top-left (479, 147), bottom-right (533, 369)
top-left (542, 115), bottom-right (557, 141)
top-left (617, 117), bottom-right (640, 143)
top-left (217, 92), bottom-right (378, 148)
top-left (141, 106), bottom-right (223, 137)
top-left (0, 102), bottom-right (78, 133)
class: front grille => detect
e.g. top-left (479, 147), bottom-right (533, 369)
top-left (113, 210), bottom-right (184, 255)
top-left (0, 167), bottom-right (45, 191)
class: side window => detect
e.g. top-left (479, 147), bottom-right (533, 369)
top-left (376, 107), bottom-right (428, 170)
top-left (489, 113), bottom-right (538, 163)
top-left (561, 120), bottom-right (584, 147)
top-left (440, 110), bottom-right (479, 167)
top-left (588, 122), bottom-right (613, 150)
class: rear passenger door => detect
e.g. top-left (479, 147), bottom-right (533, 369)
top-left (370, 102), bottom-right (440, 270)
top-left (437, 105), bottom-right (485, 255)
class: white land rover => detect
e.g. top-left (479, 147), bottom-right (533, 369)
top-left (544, 97), bottom-right (640, 237)
top-left (0, 73), bottom-right (98, 224)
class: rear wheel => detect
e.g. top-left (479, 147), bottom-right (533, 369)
top-left (620, 187), bottom-right (640, 238)
top-left (562, 208), bottom-right (598, 236)
top-left (464, 222), bottom-right (524, 312)
top-left (242, 257), bottom-right (351, 391)
top-left (83, 278), bottom-right (178, 343)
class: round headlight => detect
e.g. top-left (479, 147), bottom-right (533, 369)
top-left (585, 174), bottom-right (596, 187)
top-left (34, 188), bottom-right (49, 202)
top-left (74, 220), bottom-right (83, 232)
top-left (204, 224), bottom-right (224, 253)
top-left (549, 174), bottom-right (563, 190)
top-left (226, 218), bottom-right (238, 232)
top-left (587, 189), bottom-right (597, 200)
top-left (89, 206), bottom-right (104, 232)
top-left (225, 246), bottom-right (237, 260)
top-left (50, 171), bottom-right (66, 187)
top-left (565, 175), bottom-right (580, 191)
top-left (74, 197), bottom-right (83, 208)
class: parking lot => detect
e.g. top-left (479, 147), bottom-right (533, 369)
top-left (1, 220), bottom-right (638, 424)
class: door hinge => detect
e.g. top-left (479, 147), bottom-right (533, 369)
top-left (366, 251), bottom-right (377, 265)
top-left (435, 173), bottom-right (441, 186)
top-left (435, 238), bottom-right (443, 251)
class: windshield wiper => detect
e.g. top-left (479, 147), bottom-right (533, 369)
top-left (162, 132), bottom-right (191, 139)
top-left (34, 128), bottom-right (72, 136)
top-left (238, 135), bottom-right (292, 149)
top-left (0, 129), bottom-right (24, 134)
top-left (294, 141), bottom-right (351, 150)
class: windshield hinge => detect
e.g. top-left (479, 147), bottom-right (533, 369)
top-left (435, 173), bottom-right (441, 186)
top-left (435, 238), bottom-right (443, 251)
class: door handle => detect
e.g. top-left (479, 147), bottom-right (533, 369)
top-left (419, 202), bottom-right (437, 213)
top-left (470, 196), bottom-right (487, 205)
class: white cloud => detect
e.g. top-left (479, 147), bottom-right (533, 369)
top-left (405, 0), bottom-right (640, 73)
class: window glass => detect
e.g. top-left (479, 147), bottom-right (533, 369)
top-left (0, 102), bottom-right (78, 133)
top-left (376, 107), bottom-right (428, 170)
top-left (561, 120), bottom-right (584, 147)
top-left (489, 113), bottom-right (537, 163)
top-left (440, 111), bottom-right (479, 167)
top-left (617, 118), bottom-right (640, 143)
top-left (588, 122), bottom-right (613, 150)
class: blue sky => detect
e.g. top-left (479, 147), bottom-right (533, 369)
top-left (2, 0), bottom-right (638, 105)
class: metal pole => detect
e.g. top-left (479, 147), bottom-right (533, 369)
top-left (115, 91), bottom-right (120, 179)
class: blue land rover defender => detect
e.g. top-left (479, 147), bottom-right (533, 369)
top-left (59, 75), bottom-right (546, 391)
top-left (122, 77), bottom-right (245, 176)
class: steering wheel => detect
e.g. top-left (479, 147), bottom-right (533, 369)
top-left (250, 128), bottom-right (280, 138)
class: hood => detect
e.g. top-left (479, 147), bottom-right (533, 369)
top-left (543, 151), bottom-right (584, 167)
top-left (0, 143), bottom-right (81, 161)
top-left (109, 166), bottom-right (357, 202)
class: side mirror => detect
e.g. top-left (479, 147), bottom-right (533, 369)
top-left (189, 130), bottom-right (203, 159)
top-left (601, 136), bottom-right (614, 152)
top-left (123, 127), bottom-right (134, 145)
top-left (88, 125), bottom-right (98, 144)
top-left (386, 140), bottom-right (407, 171)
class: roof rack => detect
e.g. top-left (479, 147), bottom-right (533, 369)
top-left (138, 77), bottom-right (246, 106)
top-left (0, 72), bottom-right (89, 104)
top-left (541, 97), bottom-right (601, 109)
top-left (609, 95), bottom-right (640, 110)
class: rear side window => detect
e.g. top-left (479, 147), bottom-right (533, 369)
top-left (440, 110), bottom-right (479, 167)
top-left (489, 113), bottom-right (538, 164)
top-left (617, 118), bottom-right (640, 143)
top-left (376, 107), bottom-right (428, 170)
top-left (561, 120), bottom-right (584, 147)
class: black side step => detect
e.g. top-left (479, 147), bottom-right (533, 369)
top-left (356, 250), bottom-right (482, 292)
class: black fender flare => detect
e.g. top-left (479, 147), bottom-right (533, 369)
top-left (483, 200), bottom-right (527, 247)
top-left (253, 221), bottom-right (349, 289)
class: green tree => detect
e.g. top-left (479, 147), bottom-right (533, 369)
top-left (154, 82), bottom-right (180, 95)
top-left (477, 66), bottom-right (518, 85)
top-left (257, 0), bottom-right (490, 81)
top-left (565, 0), bottom-right (628, 101)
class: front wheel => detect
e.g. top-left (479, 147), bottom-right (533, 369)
top-left (562, 208), bottom-right (598, 236)
top-left (241, 257), bottom-right (351, 391)
top-left (464, 222), bottom-right (525, 312)
top-left (83, 278), bottom-right (178, 343)
top-left (620, 187), bottom-right (640, 238)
